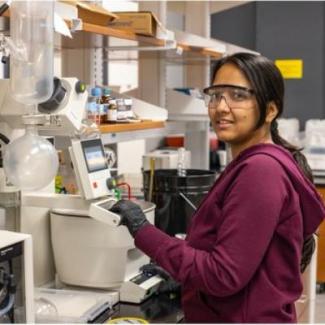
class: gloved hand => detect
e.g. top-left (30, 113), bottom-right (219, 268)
top-left (141, 262), bottom-right (171, 280)
top-left (110, 199), bottom-right (149, 237)
top-left (141, 263), bottom-right (181, 296)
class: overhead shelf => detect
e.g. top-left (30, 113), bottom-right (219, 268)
top-left (3, 5), bottom-right (256, 58)
top-left (99, 120), bottom-right (165, 133)
top-left (166, 88), bottom-right (210, 122)
top-left (172, 29), bottom-right (258, 58)
top-left (61, 22), bottom-right (232, 58)
top-left (173, 30), bottom-right (226, 58)
top-left (61, 21), bottom-right (176, 50)
top-left (83, 22), bottom-right (166, 45)
top-left (1, 6), bottom-right (174, 49)
top-left (100, 120), bottom-right (187, 144)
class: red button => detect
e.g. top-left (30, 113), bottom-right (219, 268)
top-left (93, 182), bottom-right (98, 188)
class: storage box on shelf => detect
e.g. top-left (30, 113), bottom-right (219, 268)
top-left (57, 1), bottom-right (118, 25)
top-left (108, 11), bottom-right (167, 38)
top-left (76, 1), bottom-right (117, 26)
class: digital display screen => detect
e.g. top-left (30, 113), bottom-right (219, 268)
top-left (83, 145), bottom-right (107, 173)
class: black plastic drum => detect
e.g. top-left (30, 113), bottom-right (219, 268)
top-left (143, 169), bottom-right (216, 236)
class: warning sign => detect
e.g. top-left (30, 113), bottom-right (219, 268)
top-left (275, 59), bottom-right (303, 79)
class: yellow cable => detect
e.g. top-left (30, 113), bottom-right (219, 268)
top-left (148, 157), bottom-right (155, 202)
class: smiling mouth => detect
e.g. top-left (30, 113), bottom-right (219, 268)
top-left (217, 120), bottom-right (234, 125)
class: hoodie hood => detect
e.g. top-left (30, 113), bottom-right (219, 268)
top-left (235, 143), bottom-right (325, 239)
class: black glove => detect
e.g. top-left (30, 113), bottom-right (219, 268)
top-left (140, 263), bottom-right (171, 280)
top-left (110, 199), bottom-right (149, 237)
top-left (141, 263), bottom-right (181, 296)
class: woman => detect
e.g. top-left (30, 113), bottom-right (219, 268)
top-left (111, 53), bottom-right (325, 323)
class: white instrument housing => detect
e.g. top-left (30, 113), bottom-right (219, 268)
top-left (69, 138), bottom-right (112, 200)
top-left (89, 198), bottom-right (121, 226)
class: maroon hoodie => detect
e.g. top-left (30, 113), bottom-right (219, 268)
top-left (135, 144), bottom-right (325, 323)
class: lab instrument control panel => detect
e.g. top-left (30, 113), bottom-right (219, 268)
top-left (89, 198), bottom-right (121, 226)
top-left (69, 138), bottom-right (112, 200)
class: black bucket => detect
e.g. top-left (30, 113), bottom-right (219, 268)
top-left (143, 169), bottom-right (216, 236)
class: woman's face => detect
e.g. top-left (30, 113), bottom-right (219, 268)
top-left (208, 63), bottom-right (260, 145)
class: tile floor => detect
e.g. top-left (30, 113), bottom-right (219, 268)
top-left (315, 293), bottom-right (325, 323)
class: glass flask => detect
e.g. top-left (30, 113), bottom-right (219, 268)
top-left (3, 126), bottom-right (59, 191)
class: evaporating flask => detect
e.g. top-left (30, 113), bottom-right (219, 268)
top-left (3, 126), bottom-right (59, 191)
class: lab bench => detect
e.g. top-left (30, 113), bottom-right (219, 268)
top-left (109, 293), bottom-right (184, 323)
top-left (34, 287), bottom-right (183, 324)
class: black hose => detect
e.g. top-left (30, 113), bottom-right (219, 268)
top-left (0, 133), bottom-right (9, 144)
top-left (0, 261), bottom-right (15, 321)
top-left (0, 294), bottom-right (14, 318)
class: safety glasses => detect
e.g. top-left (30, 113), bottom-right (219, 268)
top-left (203, 84), bottom-right (255, 110)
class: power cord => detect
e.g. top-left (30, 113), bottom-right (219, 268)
top-left (0, 264), bottom-right (16, 319)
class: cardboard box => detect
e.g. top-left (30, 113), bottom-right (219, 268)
top-left (108, 11), bottom-right (164, 37)
top-left (76, 1), bottom-right (117, 26)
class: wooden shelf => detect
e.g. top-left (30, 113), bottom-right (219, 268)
top-left (99, 120), bottom-right (165, 133)
top-left (174, 30), bottom-right (226, 58)
top-left (62, 23), bottom-right (228, 58)
top-left (177, 44), bottom-right (224, 58)
top-left (83, 22), bottom-right (167, 46)
top-left (2, 9), bottom-right (169, 48)
top-left (4, 9), bottom-right (255, 57)
top-left (62, 21), bottom-right (171, 49)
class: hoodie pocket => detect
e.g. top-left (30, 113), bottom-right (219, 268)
top-left (197, 290), bottom-right (222, 318)
top-left (188, 201), bottom-right (224, 250)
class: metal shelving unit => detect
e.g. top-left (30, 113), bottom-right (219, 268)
top-left (59, 2), bottom-right (257, 168)
top-left (59, 13), bottom-right (228, 144)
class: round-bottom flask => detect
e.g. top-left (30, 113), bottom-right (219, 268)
top-left (3, 126), bottom-right (59, 191)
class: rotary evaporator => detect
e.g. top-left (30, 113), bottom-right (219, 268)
top-left (0, 1), bottom-right (163, 322)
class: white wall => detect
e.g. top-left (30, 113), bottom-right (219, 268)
top-left (117, 140), bottom-right (146, 174)
top-left (166, 10), bottom-right (185, 89)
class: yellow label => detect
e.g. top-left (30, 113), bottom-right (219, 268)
top-left (275, 59), bottom-right (303, 79)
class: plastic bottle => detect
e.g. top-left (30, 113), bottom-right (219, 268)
top-left (177, 147), bottom-right (187, 177)
top-left (92, 87), bottom-right (108, 124)
top-left (9, 1), bottom-right (54, 105)
top-left (100, 88), bottom-right (112, 123)
top-left (91, 87), bottom-right (102, 103)
top-left (87, 87), bottom-right (101, 125)
top-left (107, 99), bottom-right (117, 123)
top-left (116, 98), bottom-right (126, 120)
top-left (87, 94), bottom-right (99, 125)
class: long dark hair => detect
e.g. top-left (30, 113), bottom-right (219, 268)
top-left (212, 53), bottom-right (314, 273)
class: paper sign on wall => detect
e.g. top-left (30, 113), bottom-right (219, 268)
top-left (275, 59), bottom-right (303, 79)
top-left (275, 60), bottom-right (303, 79)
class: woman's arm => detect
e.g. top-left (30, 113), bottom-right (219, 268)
top-left (135, 155), bottom-right (288, 297)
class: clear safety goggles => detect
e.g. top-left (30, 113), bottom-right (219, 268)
top-left (203, 84), bottom-right (255, 110)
